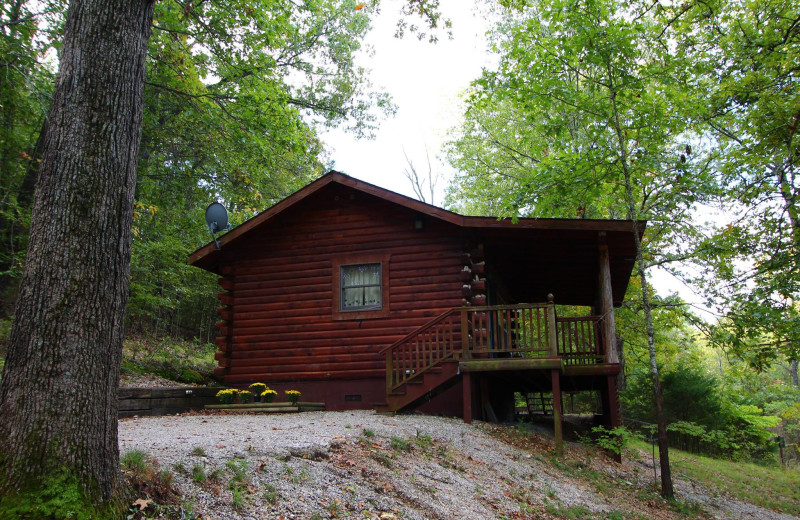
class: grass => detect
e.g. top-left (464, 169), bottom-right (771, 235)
top-left (632, 438), bottom-right (800, 515)
top-left (390, 436), bottom-right (411, 452)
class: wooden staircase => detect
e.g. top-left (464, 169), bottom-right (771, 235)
top-left (374, 359), bottom-right (460, 413)
top-left (375, 300), bottom-right (608, 415)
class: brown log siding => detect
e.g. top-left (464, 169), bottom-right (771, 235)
top-left (217, 188), bottom-right (464, 386)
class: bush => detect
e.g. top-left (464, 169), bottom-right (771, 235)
top-left (237, 390), bottom-right (252, 403)
top-left (623, 363), bottom-right (781, 459)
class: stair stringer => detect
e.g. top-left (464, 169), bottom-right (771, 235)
top-left (376, 360), bottom-right (460, 413)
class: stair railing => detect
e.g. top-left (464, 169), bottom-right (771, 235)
top-left (379, 308), bottom-right (463, 394)
top-left (380, 301), bottom-right (559, 394)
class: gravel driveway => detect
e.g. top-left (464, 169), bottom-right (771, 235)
top-left (119, 410), bottom-right (797, 520)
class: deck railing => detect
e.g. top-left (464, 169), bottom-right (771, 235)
top-left (556, 315), bottom-right (604, 365)
top-left (380, 299), bottom-right (608, 393)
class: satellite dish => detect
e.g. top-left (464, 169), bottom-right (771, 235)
top-left (205, 202), bottom-right (230, 249)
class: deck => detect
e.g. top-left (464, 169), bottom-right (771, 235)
top-left (377, 296), bottom-right (622, 455)
top-left (380, 296), bottom-right (614, 402)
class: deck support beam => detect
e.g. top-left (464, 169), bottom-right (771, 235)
top-left (607, 375), bottom-right (622, 463)
top-left (462, 372), bottom-right (472, 424)
top-left (551, 369), bottom-right (563, 456)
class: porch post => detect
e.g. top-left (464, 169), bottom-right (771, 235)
top-left (605, 375), bottom-right (622, 463)
top-left (546, 293), bottom-right (558, 357)
top-left (598, 233), bottom-right (618, 364)
top-left (551, 369), bottom-right (563, 456)
top-left (462, 372), bottom-right (473, 423)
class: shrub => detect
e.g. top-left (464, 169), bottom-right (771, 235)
top-left (261, 389), bottom-right (277, 402)
top-left (237, 390), bottom-right (252, 403)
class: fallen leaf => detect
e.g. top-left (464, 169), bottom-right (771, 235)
top-left (132, 498), bottom-right (152, 511)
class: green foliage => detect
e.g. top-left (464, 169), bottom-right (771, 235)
top-left (0, 466), bottom-right (118, 520)
top-left (624, 362), bottom-right (783, 459)
top-left (122, 336), bottom-right (216, 384)
top-left (0, 2), bottom-right (57, 320)
top-left (579, 426), bottom-right (632, 456)
top-left (660, 0), bottom-right (800, 367)
top-left (0, 0), bottom-right (399, 340)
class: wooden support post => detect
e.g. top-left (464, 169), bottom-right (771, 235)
top-left (551, 369), bottom-right (563, 456)
top-left (598, 233), bottom-right (619, 364)
top-left (607, 375), bottom-right (622, 463)
top-left (461, 308), bottom-right (470, 359)
top-left (462, 372), bottom-right (473, 424)
top-left (546, 293), bottom-right (558, 357)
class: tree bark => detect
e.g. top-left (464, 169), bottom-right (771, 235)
top-left (0, 0), bottom-right (154, 509)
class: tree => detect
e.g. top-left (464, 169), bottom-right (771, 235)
top-left (445, 0), bottom-right (721, 497)
top-left (666, 0), bottom-right (800, 369)
top-left (0, 1), bottom-right (452, 513)
top-left (0, 0), bottom-right (155, 515)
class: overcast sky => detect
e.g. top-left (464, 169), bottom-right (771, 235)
top-left (320, 0), bottom-right (495, 204)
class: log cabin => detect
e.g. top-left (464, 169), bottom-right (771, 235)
top-left (190, 171), bottom-right (643, 449)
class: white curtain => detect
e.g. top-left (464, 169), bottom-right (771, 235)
top-left (341, 263), bottom-right (381, 309)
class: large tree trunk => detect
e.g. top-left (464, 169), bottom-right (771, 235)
top-left (0, 0), bottom-right (154, 511)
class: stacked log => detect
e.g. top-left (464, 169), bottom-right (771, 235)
top-left (460, 247), bottom-right (488, 306)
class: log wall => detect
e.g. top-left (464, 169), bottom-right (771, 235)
top-left (214, 185), bottom-right (465, 407)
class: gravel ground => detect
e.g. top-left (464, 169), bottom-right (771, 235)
top-left (119, 410), bottom-right (797, 520)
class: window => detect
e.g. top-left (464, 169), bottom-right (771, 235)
top-left (340, 263), bottom-right (382, 311)
top-left (332, 254), bottom-right (390, 320)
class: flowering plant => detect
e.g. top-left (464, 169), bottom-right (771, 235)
top-left (261, 389), bottom-right (277, 403)
top-left (216, 388), bottom-right (237, 404)
top-left (237, 390), bottom-right (252, 403)
top-left (249, 382), bottom-right (267, 394)
top-left (285, 390), bottom-right (301, 404)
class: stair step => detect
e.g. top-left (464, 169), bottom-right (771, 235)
top-left (388, 390), bottom-right (406, 396)
top-left (406, 378), bottom-right (424, 385)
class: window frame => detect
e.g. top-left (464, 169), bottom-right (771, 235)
top-left (332, 254), bottom-right (390, 320)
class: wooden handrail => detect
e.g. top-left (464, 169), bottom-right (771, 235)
top-left (378, 307), bottom-right (462, 355)
top-left (382, 302), bottom-right (610, 396)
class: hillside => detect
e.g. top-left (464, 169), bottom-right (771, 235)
top-left (119, 410), bottom-right (799, 520)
